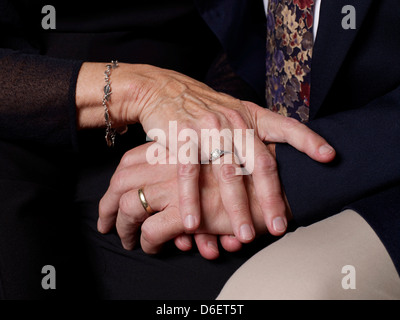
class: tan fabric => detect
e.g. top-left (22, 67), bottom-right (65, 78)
top-left (217, 210), bottom-right (400, 300)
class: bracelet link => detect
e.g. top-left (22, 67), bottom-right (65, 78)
top-left (102, 60), bottom-right (127, 147)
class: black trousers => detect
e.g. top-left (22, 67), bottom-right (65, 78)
top-left (0, 126), bottom-right (278, 300)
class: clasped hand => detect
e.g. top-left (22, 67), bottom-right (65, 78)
top-left (96, 64), bottom-right (335, 259)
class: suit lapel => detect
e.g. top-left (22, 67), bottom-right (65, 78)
top-left (310, 0), bottom-right (374, 119)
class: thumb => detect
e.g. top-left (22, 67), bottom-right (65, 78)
top-left (243, 101), bottom-right (336, 163)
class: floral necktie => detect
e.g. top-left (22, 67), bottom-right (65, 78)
top-left (266, 0), bottom-right (315, 122)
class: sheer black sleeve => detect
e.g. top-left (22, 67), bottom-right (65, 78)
top-left (0, 49), bottom-right (83, 148)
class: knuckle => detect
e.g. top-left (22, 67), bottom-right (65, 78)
top-left (255, 153), bottom-right (277, 174)
top-left (109, 170), bottom-right (126, 193)
top-left (225, 108), bottom-right (241, 120)
top-left (119, 152), bottom-right (132, 168)
top-left (179, 194), bottom-right (196, 208)
top-left (260, 195), bottom-right (284, 212)
top-left (201, 112), bottom-right (221, 130)
top-left (118, 193), bottom-right (145, 223)
top-left (118, 193), bottom-right (132, 215)
top-left (225, 108), bottom-right (247, 129)
top-left (118, 208), bottom-right (136, 226)
top-left (220, 163), bottom-right (241, 183)
top-left (280, 116), bottom-right (301, 130)
top-left (279, 117), bottom-right (301, 142)
top-left (230, 202), bottom-right (249, 216)
top-left (140, 223), bottom-right (158, 247)
top-left (178, 163), bottom-right (198, 179)
top-left (178, 118), bottom-right (193, 131)
top-left (303, 133), bottom-right (318, 150)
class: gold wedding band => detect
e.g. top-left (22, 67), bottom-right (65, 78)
top-left (138, 188), bottom-right (155, 215)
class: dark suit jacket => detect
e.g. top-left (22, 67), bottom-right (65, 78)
top-left (199, 0), bottom-right (400, 274)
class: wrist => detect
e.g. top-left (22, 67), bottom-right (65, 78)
top-left (75, 62), bottom-right (105, 129)
top-left (75, 62), bottom-right (142, 130)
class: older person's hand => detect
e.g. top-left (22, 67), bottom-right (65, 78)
top-left (98, 141), bottom-right (270, 259)
top-left (77, 62), bottom-right (335, 243)
top-left (97, 139), bottom-right (324, 260)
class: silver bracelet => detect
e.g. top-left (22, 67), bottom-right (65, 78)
top-left (103, 60), bottom-right (119, 147)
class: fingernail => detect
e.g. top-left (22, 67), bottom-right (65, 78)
top-left (184, 215), bottom-right (196, 230)
top-left (240, 224), bottom-right (254, 241)
top-left (319, 144), bottom-right (334, 155)
top-left (207, 241), bottom-right (219, 254)
top-left (97, 218), bottom-right (104, 233)
top-left (181, 237), bottom-right (192, 248)
top-left (122, 240), bottom-right (134, 251)
top-left (273, 217), bottom-right (287, 233)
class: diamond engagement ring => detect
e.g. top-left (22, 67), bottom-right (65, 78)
top-left (209, 149), bottom-right (231, 162)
